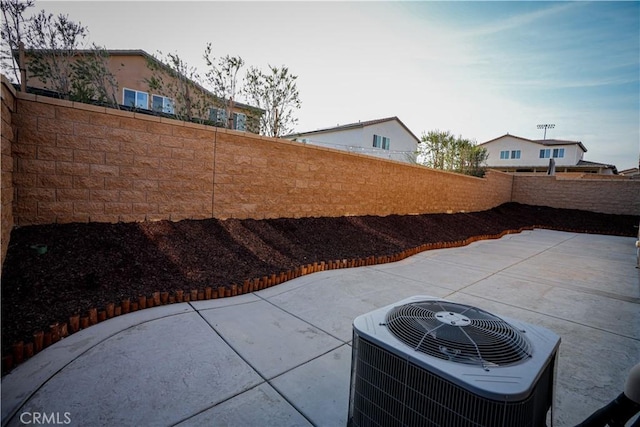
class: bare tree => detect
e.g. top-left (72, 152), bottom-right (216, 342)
top-left (145, 51), bottom-right (208, 122)
top-left (70, 44), bottom-right (119, 107)
top-left (203, 43), bottom-right (244, 129)
top-left (2, 3), bottom-right (119, 105)
top-left (244, 65), bottom-right (301, 138)
top-left (26, 10), bottom-right (88, 99)
top-left (0, 0), bottom-right (34, 88)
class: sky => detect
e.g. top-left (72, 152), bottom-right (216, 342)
top-left (23, 1), bottom-right (640, 171)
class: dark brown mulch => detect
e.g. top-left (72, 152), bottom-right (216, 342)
top-left (2, 202), bottom-right (638, 354)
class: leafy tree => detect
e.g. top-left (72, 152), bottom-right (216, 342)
top-left (0, 0), bottom-right (33, 87)
top-left (457, 138), bottom-right (488, 177)
top-left (145, 51), bottom-right (208, 122)
top-left (419, 130), bottom-right (453, 170)
top-left (203, 43), bottom-right (244, 129)
top-left (418, 130), bottom-right (488, 177)
top-left (244, 65), bottom-right (301, 138)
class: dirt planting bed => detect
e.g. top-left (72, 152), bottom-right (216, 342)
top-left (1, 202), bottom-right (638, 372)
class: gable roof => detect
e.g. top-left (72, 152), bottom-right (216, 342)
top-left (535, 139), bottom-right (588, 152)
top-left (619, 167), bottom-right (639, 176)
top-left (285, 116), bottom-right (421, 144)
top-left (577, 160), bottom-right (617, 173)
top-left (479, 133), bottom-right (587, 152)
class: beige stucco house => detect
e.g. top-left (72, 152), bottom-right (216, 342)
top-left (21, 49), bottom-right (263, 133)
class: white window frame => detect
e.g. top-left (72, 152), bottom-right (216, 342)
top-left (500, 150), bottom-right (509, 160)
top-left (123, 88), bottom-right (149, 109)
top-left (511, 150), bottom-right (521, 159)
top-left (152, 94), bottom-right (174, 114)
top-left (209, 108), bottom-right (227, 126)
top-left (373, 134), bottom-right (390, 150)
top-left (373, 135), bottom-right (381, 148)
top-left (233, 112), bottom-right (247, 131)
top-left (539, 149), bottom-right (551, 159)
top-left (552, 148), bottom-right (565, 158)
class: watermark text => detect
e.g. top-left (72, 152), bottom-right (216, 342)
top-left (19, 412), bottom-right (71, 425)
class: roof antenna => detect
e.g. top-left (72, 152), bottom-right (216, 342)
top-left (537, 124), bottom-right (555, 140)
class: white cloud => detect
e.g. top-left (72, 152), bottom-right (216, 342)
top-left (458, 2), bottom-right (584, 39)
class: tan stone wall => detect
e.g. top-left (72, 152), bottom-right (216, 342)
top-left (212, 132), bottom-right (514, 219)
top-left (1, 76), bottom-right (16, 266)
top-left (512, 175), bottom-right (640, 216)
top-left (8, 90), bottom-right (515, 226)
top-left (11, 94), bottom-right (216, 224)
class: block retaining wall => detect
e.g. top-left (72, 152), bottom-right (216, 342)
top-left (1, 76), bottom-right (16, 265)
top-left (7, 85), bottom-right (514, 227)
top-left (512, 175), bottom-right (639, 216)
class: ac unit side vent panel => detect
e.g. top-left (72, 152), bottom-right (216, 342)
top-left (349, 336), bottom-right (555, 427)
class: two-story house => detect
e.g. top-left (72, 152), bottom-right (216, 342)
top-left (21, 49), bottom-right (263, 133)
top-left (283, 117), bottom-right (420, 164)
top-left (479, 134), bottom-right (617, 175)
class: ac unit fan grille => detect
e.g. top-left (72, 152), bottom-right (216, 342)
top-left (385, 300), bottom-right (531, 367)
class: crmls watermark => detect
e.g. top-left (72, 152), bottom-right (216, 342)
top-left (19, 412), bottom-right (71, 425)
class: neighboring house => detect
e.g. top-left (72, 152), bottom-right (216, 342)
top-left (283, 117), bottom-right (420, 164)
top-left (479, 134), bottom-right (618, 175)
top-left (619, 167), bottom-right (640, 179)
top-left (21, 49), bottom-right (262, 133)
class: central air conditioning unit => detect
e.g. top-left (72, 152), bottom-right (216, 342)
top-left (348, 296), bottom-right (560, 427)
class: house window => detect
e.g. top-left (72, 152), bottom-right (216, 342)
top-left (209, 108), bottom-right (227, 126)
top-left (233, 113), bottom-right (247, 131)
top-left (123, 88), bottom-right (148, 109)
top-left (209, 109), bottom-right (247, 131)
top-left (373, 134), bottom-right (390, 150)
top-left (500, 150), bottom-right (509, 160)
top-left (552, 148), bottom-right (564, 158)
top-left (511, 150), bottom-right (521, 159)
top-left (152, 95), bottom-right (174, 114)
top-left (539, 149), bottom-right (551, 159)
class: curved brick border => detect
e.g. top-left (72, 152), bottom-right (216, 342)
top-left (0, 225), bottom-right (630, 374)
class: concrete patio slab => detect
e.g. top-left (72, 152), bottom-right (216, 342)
top-left (264, 271), bottom-right (451, 342)
top-left (270, 344), bottom-right (352, 427)
top-left (0, 304), bottom-right (193, 424)
top-left (2, 229), bottom-right (638, 427)
top-left (189, 292), bottom-right (262, 311)
top-left (427, 246), bottom-right (537, 272)
top-left (198, 299), bottom-right (343, 379)
top-left (500, 240), bottom-right (639, 299)
top-left (176, 383), bottom-right (313, 427)
top-left (462, 274), bottom-right (640, 339)
top-left (4, 311), bottom-right (263, 427)
top-left (368, 253), bottom-right (493, 289)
